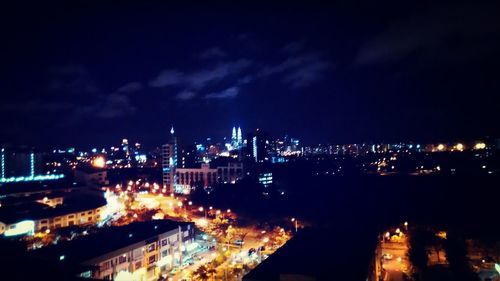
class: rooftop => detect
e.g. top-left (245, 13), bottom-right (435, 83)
top-left (243, 227), bottom-right (376, 281)
top-left (34, 220), bottom-right (193, 264)
top-left (0, 194), bottom-right (106, 225)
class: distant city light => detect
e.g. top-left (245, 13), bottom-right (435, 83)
top-left (474, 142), bottom-right (486, 150)
top-left (0, 174), bottom-right (65, 183)
top-left (92, 156), bottom-right (106, 168)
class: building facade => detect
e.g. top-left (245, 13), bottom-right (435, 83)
top-left (162, 127), bottom-right (177, 193)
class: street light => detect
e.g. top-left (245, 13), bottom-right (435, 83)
top-left (404, 221), bottom-right (408, 231)
top-left (198, 207), bottom-right (207, 218)
top-left (226, 209), bottom-right (231, 213)
top-left (291, 218), bottom-right (298, 233)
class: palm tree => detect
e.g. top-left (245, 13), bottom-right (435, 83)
top-left (193, 265), bottom-right (210, 281)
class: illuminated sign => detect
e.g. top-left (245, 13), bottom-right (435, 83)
top-left (0, 174), bottom-right (65, 183)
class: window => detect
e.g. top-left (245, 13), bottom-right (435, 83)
top-left (55, 224), bottom-right (61, 228)
top-left (87, 211), bottom-right (92, 215)
top-left (68, 215), bottom-right (74, 218)
top-left (55, 217), bottom-right (61, 222)
top-left (147, 243), bottom-right (156, 253)
top-left (118, 255), bottom-right (127, 264)
top-left (161, 239), bottom-right (168, 247)
top-left (68, 221), bottom-right (74, 226)
top-left (161, 250), bottom-right (169, 257)
top-left (183, 231), bottom-right (189, 238)
top-left (135, 261), bottom-right (142, 269)
top-left (101, 261), bottom-right (110, 271)
top-left (40, 220), bottom-right (48, 224)
top-left (148, 255), bottom-right (156, 265)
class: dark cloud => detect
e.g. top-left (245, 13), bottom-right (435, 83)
top-left (205, 87), bottom-right (239, 99)
top-left (74, 93), bottom-right (136, 119)
top-left (282, 59), bottom-right (331, 89)
top-left (354, 2), bottom-right (500, 65)
top-left (149, 70), bottom-right (184, 88)
top-left (116, 82), bottom-right (143, 94)
top-left (199, 47), bottom-right (226, 59)
top-left (149, 59), bottom-right (252, 90)
top-left (258, 53), bottom-right (332, 88)
top-left (0, 100), bottom-right (74, 112)
top-left (176, 90), bottom-right (197, 100)
top-left (280, 40), bottom-right (306, 54)
top-left (48, 65), bottom-right (99, 94)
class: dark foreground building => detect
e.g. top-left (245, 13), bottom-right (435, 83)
top-left (244, 227), bottom-right (377, 281)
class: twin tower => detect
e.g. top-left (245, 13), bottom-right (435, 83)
top-left (231, 126), bottom-right (243, 149)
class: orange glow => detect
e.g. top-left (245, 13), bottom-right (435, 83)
top-left (92, 156), bottom-right (106, 168)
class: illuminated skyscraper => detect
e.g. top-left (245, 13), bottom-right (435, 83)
top-left (232, 127), bottom-right (237, 143)
top-left (121, 138), bottom-right (130, 160)
top-left (162, 126), bottom-right (177, 193)
top-left (245, 129), bottom-right (269, 163)
top-left (237, 127), bottom-right (242, 148)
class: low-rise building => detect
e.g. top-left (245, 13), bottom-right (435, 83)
top-left (74, 166), bottom-right (109, 187)
top-left (0, 194), bottom-right (106, 236)
top-left (175, 163), bottom-right (217, 187)
top-left (217, 161), bottom-right (244, 184)
top-left (34, 220), bottom-right (197, 281)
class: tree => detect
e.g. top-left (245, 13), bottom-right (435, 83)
top-left (443, 235), bottom-right (479, 281)
top-left (408, 229), bottom-right (431, 280)
top-left (193, 265), bottom-right (210, 281)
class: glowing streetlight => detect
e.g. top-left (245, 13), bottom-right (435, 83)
top-left (92, 156), bottom-right (106, 168)
top-left (395, 228), bottom-right (401, 234)
top-left (177, 202), bottom-right (183, 207)
top-left (437, 144), bottom-right (445, 151)
top-left (475, 142), bottom-right (486, 150)
top-left (198, 207), bottom-right (204, 212)
top-left (216, 210), bottom-right (221, 215)
top-left (188, 201), bottom-right (192, 206)
top-left (226, 209), bottom-right (231, 213)
top-left (404, 221), bottom-right (408, 230)
top-left (291, 218), bottom-right (298, 232)
top-left (262, 237), bottom-right (269, 243)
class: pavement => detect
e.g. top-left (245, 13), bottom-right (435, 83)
top-left (126, 193), bottom-right (292, 281)
top-left (380, 238), bottom-right (409, 281)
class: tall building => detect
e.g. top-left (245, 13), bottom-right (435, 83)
top-left (237, 127), bottom-right (242, 147)
top-left (121, 139), bottom-right (130, 160)
top-left (232, 127), bottom-right (237, 145)
top-left (245, 129), bottom-right (269, 163)
top-left (230, 126), bottom-right (243, 150)
top-left (162, 126), bottom-right (177, 193)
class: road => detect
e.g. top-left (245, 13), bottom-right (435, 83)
top-left (124, 193), bottom-right (292, 281)
top-left (380, 238), bottom-right (409, 281)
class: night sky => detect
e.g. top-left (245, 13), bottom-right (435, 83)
top-left (1, 1), bottom-right (499, 149)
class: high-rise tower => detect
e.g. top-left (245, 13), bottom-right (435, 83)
top-left (237, 127), bottom-right (242, 148)
top-left (162, 126), bottom-right (178, 193)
